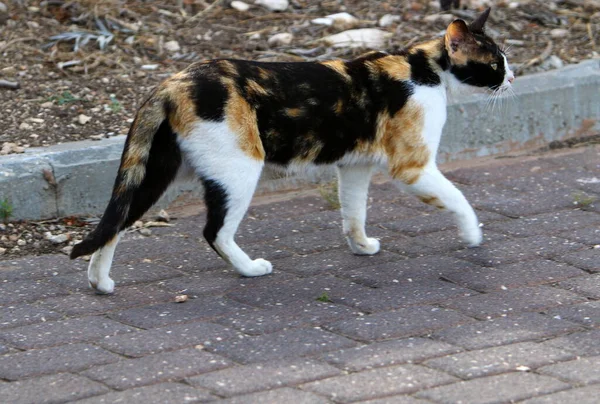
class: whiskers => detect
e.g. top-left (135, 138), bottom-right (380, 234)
top-left (485, 85), bottom-right (516, 113)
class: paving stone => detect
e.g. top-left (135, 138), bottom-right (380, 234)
top-left (188, 358), bottom-right (340, 397)
top-left (445, 158), bottom-right (558, 186)
top-left (0, 302), bottom-right (62, 329)
top-left (109, 296), bottom-right (255, 329)
top-left (0, 373), bottom-right (110, 404)
top-left (432, 312), bottom-right (583, 350)
top-left (226, 275), bottom-right (368, 308)
top-left (356, 397), bottom-right (432, 404)
top-left (0, 316), bottom-right (136, 349)
top-left (415, 372), bottom-right (570, 404)
top-left (0, 279), bottom-right (67, 305)
top-left (97, 321), bottom-right (240, 357)
top-left (555, 248), bottom-right (600, 273)
top-left (236, 215), bottom-right (321, 243)
top-left (423, 341), bottom-right (575, 379)
top-left (382, 210), bottom-right (503, 237)
top-left (471, 186), bottom-right (577, 217)
top-left (219, 387), bottom-right (331, 404)
top-left (441, 259), bottom-right (585, 292)
top-left (325, 306), bottom-right (472, 342)
top-left (335, 280), bottom-right (478, 313)
top-left (41, 284), bottom-right (174, 316)
top-left (454, 236), bottom-right (585, 267)
top-left (558, 274), bottom-right (600, 298)
top-left (366, 201), bottom-right (423, 223)
top-left (542, 329), bottom-right (600, 356)
top-left (547, 301), bottom-right (600, 328)
top-left (487, 210), bottom-right (600, 238)
top-left (0, 343), bottom-right (120, 380)
top-left (205, 328), bottom-right (357, 364)
top-left (270, 248), bottom-right (403, 277)
top-left (379, 235), bottom-right (443, 258)
top-left (334, 256), bottom-right (481, 288)
top-left (271, 228), bottom-right (349, 254)
top-left (441, 285), bottom-right (586, 320)
top-left (302, 364), bottom-right (458, 403)
top-left (0, 254), bottom-right (87, 281)
top-left (320, 338), bottom-right (462, 372)
top-left (214, 301), bottom-right (360, 335)
top-left (247, 195), bottom-right (331, 219)
top-left (50, 261), bottom-right (186, 292)
top-left (159, 268), bottom-right (297, 298)
top-left (0, 344), bottom-right (9, 354)
top-left (82, 347), bottom-right (231, 390)
top-left (520, 385), bottom-right (600, 404)
top-left (558, 226), bottom-right (600, 246)
top-left (72, 382), bottom-right (216, 404)
top-left (411, 228), bottom-right (509, 254)
top-left (538, 356), bottom-right (600, 385)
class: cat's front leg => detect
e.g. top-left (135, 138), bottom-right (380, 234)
top-left (87, 233), bottom-right (121, 294)
top-left (337, 165), bottom-right (380, 255)
top-left (396, 165), bottom-right (482, 247)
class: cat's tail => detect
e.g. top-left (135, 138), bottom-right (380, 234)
top-left (70, 89), bottom-right (182, 259)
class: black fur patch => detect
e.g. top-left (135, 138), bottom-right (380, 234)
top-left (122, 118), bottom-right (182, 229)
top-left (408, 50), bottom-right (441, 86)
top-left (201, 178), bottom-right (229, 255)
top-left (450, 60), bottom-right (505, 88)
top-left (188, 68), bottom-right (229, 121)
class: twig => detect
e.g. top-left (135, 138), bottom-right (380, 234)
top-left (0, 80), bottom-right (20, 90)
top-left (0, 37), bottom-right (41, 53)
top-left (187, 0), bottom-right (225, 23)
top-left (518, 40), bottom-right (553, 73)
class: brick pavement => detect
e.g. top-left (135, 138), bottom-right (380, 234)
top-left (0, 145), bottom-right (599, 403)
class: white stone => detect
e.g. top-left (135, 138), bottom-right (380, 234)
top-left (48, 233), bottom-right (70, 244)
top-left (17, 239), bottom-right (26, 246)
top-left (550, 28), bottom-right (569, 39)
top-left (231, 1), bottom-right (250, 11)
top-left (77, 114), bottom-right (91, 125)
top-left (28, 118), bottom-right (44, 123)
top-left (40, 101), bottom-right (54, 108)
top-left (424, 14), bottom-right (454, 24)
top-left (312, 12), bottom-right (359, 29)
top-left (540, 55), bottom-right (564, 70)
top-left (19, 122), bottom-right (32, 130)
top-left (141, 64), bottom-right (159, 70)
top-left (164, 40), bottom-right (181, 52)
top-left (0, 2), bottom-right (7, 13)
top-left (255, 0), bottom-right (288, 12)
top-left (322, 28), bottom-right (392, 49)
top-left (0, 247), bottom-right (6, 255)
top-left (268, 32), bottom-right (293, 47)
top-left (379, 14), bottom-right (401, 27)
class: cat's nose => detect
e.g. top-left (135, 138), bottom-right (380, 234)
top-left (508, 77), bottom-right (514, 83)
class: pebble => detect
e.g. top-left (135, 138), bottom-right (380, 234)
top-left (77, 114), bottom-right (91, 125)
top-left (268, 33), bottom-right (293, 47)
top-left (255, 0), bottom-right (288, 12)
top-left (28, 118), bottom-right (44, 123)
top-left (550, 28), bottom-right (569, 39)
top-left (0, 247), bottom-right (5, 255)
top-left (17, 239), bottom-right (26, 246)
top-left (164, 40), bottom-right (181, 52)
top-left (322, 28), bottom-right (393, 49)
top-left (157, 209), bottom-right (170, 223)
top-left (61, 246), bottom-right (73, 255)
top-left (423, 14), bottom-right (454, 24)
top-left (312, 12), bottom-right (359, 29)
top-left (540, 55), bottom-right (564, 70)
top-left (1, 142), bottom-right (25, 154)
top-left (89, 134), bottom-right (105, 141)
top-left (0, 2), bottom-right (6, 13)
top-left (19, 122), bottom-right (33, 130)
top-left (379, 14), bottom-right (402, 27)
top-left (40, 101), bottom-right (54, 108)
top-left (231, 1), bottom-right (250, 11)
top-left (48, 233), bottom-right (70, 244)
top-left (139, 228), bottom-right (152, 236)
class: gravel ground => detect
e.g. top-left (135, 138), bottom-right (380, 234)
top-left (0, 0), bottom-right (599, 152)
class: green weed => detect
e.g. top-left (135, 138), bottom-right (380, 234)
top-left (316, 291), bottom-right (332, 303)
top-left (0, 199), bottom-right (13, 223)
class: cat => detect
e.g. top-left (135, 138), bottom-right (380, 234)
top-left (71, 8), bottom-right (514, 294)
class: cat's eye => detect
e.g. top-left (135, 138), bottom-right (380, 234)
top-left (490, 63), bottom-right (498, 70)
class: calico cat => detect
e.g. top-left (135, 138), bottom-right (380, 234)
top-left (71, 8), bottom-right (514, 294)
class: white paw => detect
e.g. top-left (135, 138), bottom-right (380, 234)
top-left (461, 225), bottom-right (483, 247)
top-left (349, 237), bottom-right (381, 256)
top-left (89, 277), bottom-right (115, 294)
top-left (237, 258), bottom-right (273, 277)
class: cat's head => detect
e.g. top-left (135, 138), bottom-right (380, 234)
top-left (444, 8), bottom-right (514, 92)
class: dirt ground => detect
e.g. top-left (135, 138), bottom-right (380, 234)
top-left (0, 0), bottom-right (599, 152)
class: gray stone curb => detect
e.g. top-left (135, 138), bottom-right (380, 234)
top-left (2, 59), bottom-right (599, 220)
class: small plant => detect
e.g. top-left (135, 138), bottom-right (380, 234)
top-left (0, 199), bottom-right (13, 223)
top-left (572, 192), bottom-right (596, 208)
top-left (109, 95), bottom-right (122, 113)
top-left (319, 181), bottom-right (340, 210)
top-left (48, 91), bottom-right (80, 105)
top-left (316, 291), bottom-right (332, 303)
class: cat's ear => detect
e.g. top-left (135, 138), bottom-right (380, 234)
top-left (470, 7), bottom-right (491, 33)
top-left (445, 19), bottom-right (471, 54)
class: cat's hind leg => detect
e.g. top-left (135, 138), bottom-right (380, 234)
top-left (180, 123), bottom-right (271, 277)
top-left (337, 165), bottom-right (380, 255)
top-left (397, 165), bottom-right (482, 246)
top-left (87, 233), bottom-right (121, 294)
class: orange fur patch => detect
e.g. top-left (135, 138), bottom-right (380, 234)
top-left (373, 56), bottom-right (412, 81)
top-left (321, 60), bottom-right (352, 82)
top-left (333, 99), bottom-right (344, 115)
top-left (245, 79), bottom-right (270, 97)
top-left (418, 195), bottom-right (445, 209)
top-left (226, 88), bottom-right (265, 161)
top-left (218, 60), bottom-right (239, 77)
top-left (380, 101), bottom-right (429, 185)
top-left (285, 107), bottom-right (305, 118)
